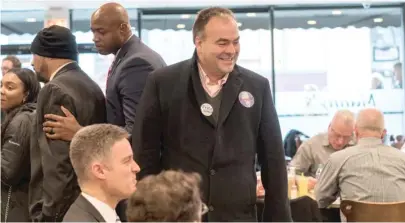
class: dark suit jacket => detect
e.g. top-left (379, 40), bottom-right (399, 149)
top-left (132, 53), bottom-right (292, 222)
top-left (63, 194), bottom-right (105, 222)
top-left (106, 35), bottom-right (166, 134)
top-left (29, 62), bottom-right (107, 222)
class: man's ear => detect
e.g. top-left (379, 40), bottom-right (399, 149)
top-left (195, 36), bottom-right (203, 50)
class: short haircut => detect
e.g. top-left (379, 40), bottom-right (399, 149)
top-left (127, 170), bottom-right (202, 222)
top-left (356, 108), bottom-right (385, 133)
top-left (192, 7), bottom-right (235, 43)
top-left (331, 109), bottom-right (355, 127)
top-left (70, 124), bottom-right (129, 182)
top-left (3, 55), bottom-right (22, 68)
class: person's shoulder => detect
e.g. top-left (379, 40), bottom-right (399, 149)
top-left (303, 132), bottom-right (327, 146)
top-left (236, 65), bottom-right (268, 83)
top-left (149, 59), bottom-right (192, 81)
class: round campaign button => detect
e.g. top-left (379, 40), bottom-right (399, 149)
top-left (200, 103), bottom-right (213, 116)
top-left (239, 91), bottom-right (255, 108)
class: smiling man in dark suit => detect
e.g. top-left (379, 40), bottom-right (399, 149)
top-left (28, 25), bottom-right (107, 222)
top-left (132, 7), bottom-right (292, 222)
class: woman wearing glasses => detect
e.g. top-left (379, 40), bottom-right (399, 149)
top-left (1, 68), bottom-right (40, 222)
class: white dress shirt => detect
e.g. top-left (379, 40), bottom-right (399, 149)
top-left (81, 192), bottom-right (118, 223)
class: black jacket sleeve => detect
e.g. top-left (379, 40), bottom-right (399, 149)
top-left (132, 72), bottom-right (163, 179)
top-left (117, 58), bottom-right (155, 135)
top-left (257, 79), bottom-right (292, 222)
top-left (1, 112), bottom-right (33, 186)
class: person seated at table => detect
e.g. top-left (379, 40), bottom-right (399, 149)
top-left (126, 170), bottom-right (206, 222)
top-left (290, 109), bottom-right (355, 178)
top-left (315, 108), bottom-right (405, 208)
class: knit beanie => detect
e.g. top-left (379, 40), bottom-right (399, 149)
top-left (30, 25), bottom-right (78, 61)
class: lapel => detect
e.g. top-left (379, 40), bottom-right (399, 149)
top-left (75, 194), bottom-right (106, 222)
top-left (188, 52), bottom-right (243, 128)
top-left (110, 35), bottom-right (139, 76)
top-left (52, 62), bottom-right (81, 80)
top-left (189, 57), bottom-right (216, 127)
top-left (217, 67), bottom-right (243, 126)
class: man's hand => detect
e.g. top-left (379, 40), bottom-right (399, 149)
top-left (308, 176), bottom-right (317, 190)
top-left (43, 106), bottom-right (82, 141)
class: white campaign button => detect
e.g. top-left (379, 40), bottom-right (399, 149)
top-left (201, 103), bottom-right (213, 116)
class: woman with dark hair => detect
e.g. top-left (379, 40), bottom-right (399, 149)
top-left (1, 68), bottom-right (40, 222)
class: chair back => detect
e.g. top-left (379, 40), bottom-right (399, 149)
top-left (340, 200), bottom-right (405, 222)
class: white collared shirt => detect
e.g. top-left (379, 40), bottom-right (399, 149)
top-left (198, 63), bottom-right (229, 98)
top-left (49, 61), bottom-right (75, 81)
top-left (81, 192), bottom-right (118, 223)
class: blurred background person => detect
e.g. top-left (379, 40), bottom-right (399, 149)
top-left (1, 68), bottom-right (40, 222)
top-left (126, 170), bottom-right (204, 222)
top-left (2, 55), bottom-right (22, 76)
top-left (316, 108), bottom-right (405, 208)
top-left (371, 72), bottom-right (384, 89)
top-left (393, 62), bottom-right (402, 89)
top-left (290, 109), bottom-right (355, 177)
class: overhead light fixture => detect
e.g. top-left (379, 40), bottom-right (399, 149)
top-left (26, 18), bottom-right (36, 22)
top-left (246, 13), bottom-right (256, 17)
top-left (374, 17), bottom-right (383, 23)
top-left (181, 14), bottom-right (190, 19)
top-left (307, 20), bottom-right (317, 25)
top-left (332, 10), bottom-right (342, 15)
top-left (237, 22), bottom-right (242, 27)
top-left (177, 24), bottom-right (186, 29)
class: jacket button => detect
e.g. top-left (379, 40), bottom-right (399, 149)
top-left (210, 169), bottom-right (216, 175)
top-left (209, 205), bottom-right (214, 211)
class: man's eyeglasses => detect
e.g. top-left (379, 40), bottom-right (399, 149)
top-left (330, 127), bottom-right (352, 141)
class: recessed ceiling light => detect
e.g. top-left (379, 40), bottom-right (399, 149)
top-left (246, 13), bottom-right (256, 17)
top-left (332, 10), bottom-right (342, 15)
top-left (374, 17), bottom-right (383, 23)
top-left (26, 18), bottom-right (36, 22)
top-left (307, 20), bottom-right (317, 25)
top-left (181, 14), bottom-right (190, 19)
top-left (237, 22), bottom-right (242, 27)
top-left (177, 24), bottom-right (186, 29)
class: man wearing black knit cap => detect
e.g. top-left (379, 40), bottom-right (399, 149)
top-left (28, 25), bottom-right (107, 222)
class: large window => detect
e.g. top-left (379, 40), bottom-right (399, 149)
top-left (1, 10), bottom-right (44, 45)
top-left (273, 7), bottom-right (404, 138)
top-left (71, 9), bottom-right (139, 93)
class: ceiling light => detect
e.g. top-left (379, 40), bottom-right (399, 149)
top-left (374, 17), bottom-right (383, 23)
top-left (26, 18), bottom-right (36, 22)
top-left (177, 24), bottom-right (185, 29)
top-left (246, 13), bottom-right (256, 17)
top-left (237, 22), bottom-right (242, 27)
top-left (332, 10), bottom-right (342, 15)
top-left (181, 14), bottom-right (190, 19)
top-left (307, 20), bottom-right (317, 25)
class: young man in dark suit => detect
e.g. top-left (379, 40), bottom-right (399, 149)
top-left (28, 25), bottom-right (107, 222)
top-left (132, 7), bottom-right (292, 222)
top-left (63, 124), bottom-right (140, 222)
